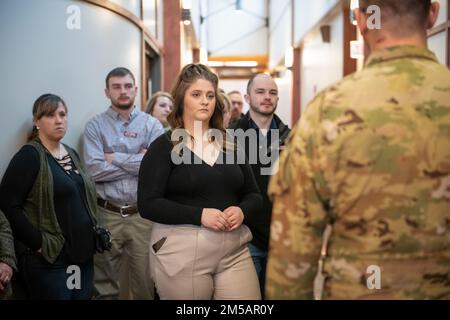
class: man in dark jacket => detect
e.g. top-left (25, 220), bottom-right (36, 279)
top-left (229, 73), bottom-right (290, 298)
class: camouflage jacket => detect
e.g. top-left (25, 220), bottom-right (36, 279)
top-left (266, 45), bottom-right (450, 299)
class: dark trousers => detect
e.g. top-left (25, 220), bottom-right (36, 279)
top-left (19, 250), bottom-right (94, 300)
top-left (248, 243), bottom-right (267, 299)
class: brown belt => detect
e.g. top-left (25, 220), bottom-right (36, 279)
top-left (97, 198), bottom-right (138, 217)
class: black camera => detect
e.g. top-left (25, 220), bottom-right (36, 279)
top-left (94, 225), bottom-right (112, 253)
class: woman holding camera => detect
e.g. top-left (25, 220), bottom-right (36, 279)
top-left (0, 94), bottom-right (99, 299)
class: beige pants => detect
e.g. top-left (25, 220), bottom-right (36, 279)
top-left (150, 223), bottom-right (261, 300)
top-left (93, 206), bottom-right (154, 300)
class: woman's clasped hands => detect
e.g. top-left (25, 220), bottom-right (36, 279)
top-left (201, 207), bottom-right (244, 231)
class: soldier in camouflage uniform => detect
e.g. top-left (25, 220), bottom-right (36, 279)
top-left (266, 0), bottom-right (450, 299)
top-left (0, 209), bottom-right (17, 299)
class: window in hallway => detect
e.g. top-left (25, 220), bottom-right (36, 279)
top-left (427, 0), bottom-right (449, 67)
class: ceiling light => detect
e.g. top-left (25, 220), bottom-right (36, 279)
top-left (225, 61), bottom-right (258, 67)
top-left (207, 61), bottom-right (259, 68)
top-left (207, 61), bottom-right (226, 67)
top-left (350, 0), bottom-right (359, 10)
top-left (182, 0), bottom-right (192, 10)
top-left (284, 46), bottom-right (294, 68)
top-left (350, 0), bottom-right (359, 25)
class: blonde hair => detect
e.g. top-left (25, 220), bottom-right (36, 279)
top-left (145, 91), bottom-right (174, 115)
top-left (220, 92), bottom-right (232, 113)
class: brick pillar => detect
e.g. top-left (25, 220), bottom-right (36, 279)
top-left (193, 48), bottom-right (200, 63)
top-left (163, 0), bottom-right (181, 91)
top-left (343, 6), bottom-right (357, 76)
top-left (291, 47), bottom-right (302, 126)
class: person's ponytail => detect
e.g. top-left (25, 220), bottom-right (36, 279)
top-left (27, 125), bottom-right (39, 142)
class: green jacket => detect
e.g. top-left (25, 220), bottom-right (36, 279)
top-left (23, 140), bottom-right (98, 263)
top-left (0, 209), bottom-right (16, 299)
top-left (0, 209), bottom-right (16, 271)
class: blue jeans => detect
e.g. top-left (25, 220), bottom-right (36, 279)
top-left (248, 243), bottom-right (267, 299)
top-left (20, 250), bottom-right (94, 300)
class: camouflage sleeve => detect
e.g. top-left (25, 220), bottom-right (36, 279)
top-left (266, 93), bottom-right (330, 299)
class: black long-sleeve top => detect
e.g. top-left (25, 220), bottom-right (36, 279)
top-left (0, 146), bottom-right (95, 264)
top-left (138, 133), bottom-right (262, 225)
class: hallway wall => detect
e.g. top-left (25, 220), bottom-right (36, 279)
top-left (427, 0), bottom-right (448, 65)
top-left (274, 71), bottom-right (293, 126)
top-left (300, 11), bottom-right (344, 111)
top-left (268, 0), bottom-right (291, 70)
top-left (205, 0), bottom-right (268, 57)
top-left (294, 0), bottom-right (339, 42)
top-left (0, 0), bottom-right (142, 177)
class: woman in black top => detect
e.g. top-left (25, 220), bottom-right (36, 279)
top-left (138, 64), bottom-right (262, 300)
top-left (0, 94), bottom-right (99, 299)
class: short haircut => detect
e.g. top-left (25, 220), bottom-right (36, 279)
top-left (246, 73), bottom-right (274, 94)
top-left (359, 0), bottom-right (432, 34)
top-left (227, 90), bottom-right (242, 96)
top-left (105, 67), bottom-right (136, 88)
top-left (220, 92), bottom-right (232, 113)
top-left (246, 74), bottom-right (260, 94)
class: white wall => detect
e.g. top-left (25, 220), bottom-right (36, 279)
top-left (188, 0), bottom-right (202, 43)
top-left (428, 31), bottom-right (447, 65)
top-left (157, 0), bottom-right (164, 41)
top-left (0, 0), bottom-right (142, 177)
top-left (301, 12), bottom-right (343, 110)
top-left (199, 0), bottom-right (209, 63)
top-left (143, 0), bottom-right (157, 36)
top-left (268, 0), bottom-right (342, 123)
top-left (435, 0), bottom-right (448, 26)
top-left (275, 71), bottom-right (293, 126)
top-left (268, 0), bottom-right (291, 69)
top-left (294, 0), bottom-right (339, 43)
top-left (206, 0), bottom-right (267, 56)
top-left (181, 25), bottom-right (194, 66)
top-left (428, 0), bottom-right (448, 65)
top-left (125, 0), bottom-right (161, 42)
top-left (109, 0), bottom-right (141, 17)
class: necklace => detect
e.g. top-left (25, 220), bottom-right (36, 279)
top-left (51, 144), bottom-right (63, 160)
top-left (57, 144), bottom-right (63, 160)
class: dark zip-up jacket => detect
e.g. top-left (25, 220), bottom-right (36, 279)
top-left (229, 112), bottom-right (291, 251)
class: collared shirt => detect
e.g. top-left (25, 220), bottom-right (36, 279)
top-left (249, 117), bottom-right (278, 149)
top-left (267, 45), bottom-right (450, 299)
top-left (83, 106), bottom-right (164, 204)
top-left (249, 117), bottom-right (278, 131)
